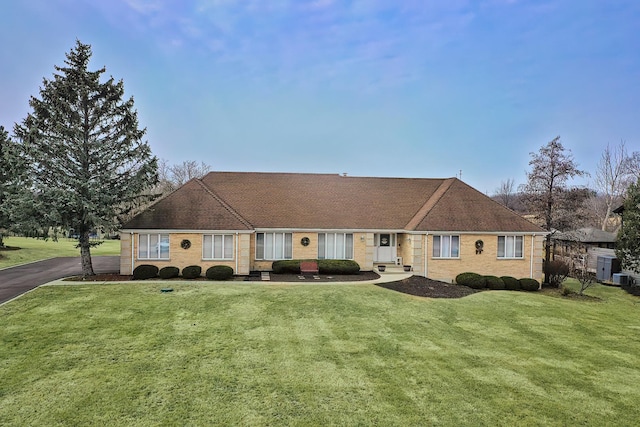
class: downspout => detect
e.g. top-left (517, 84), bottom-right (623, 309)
top-left (424, 233), bottom-right (428, 278)
top-left (235, 232), bottom-right (239, 274)
top-left (530, 234), bottom-right (535, 278)
top-left (130, 232), bottom-right (135, 275)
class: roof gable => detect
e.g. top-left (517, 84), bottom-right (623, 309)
top-left (414, 179), bottom-right (543, 232)
top-left (122, 179), bottom-right (252, 230)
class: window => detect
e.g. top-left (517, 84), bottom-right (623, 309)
top-left (318, 233), bottom-right (354, 259)
top-left (432, 235), bottom-right (460, 258)
top-left (203, 234), bottom-right (234, 259)
top-left (498, 236), bottom-right (524, 258)
top-left (256, 233), bottom-right (292, 260)
top-left (138, 234), bottom-right (169, 259)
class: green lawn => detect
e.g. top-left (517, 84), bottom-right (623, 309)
top-left (1, 281), bottom-right (639, 426)
top-left (0, 236), bottom-right (120, 269)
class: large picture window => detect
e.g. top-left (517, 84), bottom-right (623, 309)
top-left (318, 233), bottom-right (354, 259)
top-left (138, 234), bottom-right (170, 259)
top-left (256, 233), bottom-right (292, 260)
top-left (203, 234), bottom-right (234, 259)
top-left (498, 236), bottom-right (524, 258)
top-left (432, 235), bottom-right (460, 258)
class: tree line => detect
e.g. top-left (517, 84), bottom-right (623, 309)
top-left (494, 140), bottom-right (639, 233)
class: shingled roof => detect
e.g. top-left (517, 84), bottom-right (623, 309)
top-left (122, 172), bottom-right (543, 233)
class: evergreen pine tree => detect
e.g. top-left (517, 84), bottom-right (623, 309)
top-left (13, 41), bottom-right (157, 276)
top-left (616, 179), bottom-right (640, 273)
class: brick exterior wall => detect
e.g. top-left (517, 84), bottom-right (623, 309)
top-left (426, 233), bottom-right (544, 283)
top-left (120, 232), bottom-right (251, 276)
top-left (120, 231), bottom-right (544, 281)
top-left (250, 232), bottom-right (371, 272)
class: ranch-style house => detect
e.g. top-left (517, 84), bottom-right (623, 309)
top-left (120, 172), bottom-right (546, 282)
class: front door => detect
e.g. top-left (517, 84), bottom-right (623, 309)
top-left (374, 233), bottom-right (397, 263)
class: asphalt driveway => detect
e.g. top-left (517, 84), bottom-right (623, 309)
top-left (0, 256), bottom-right (119, 304)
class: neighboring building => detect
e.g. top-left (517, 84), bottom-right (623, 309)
top-left (120, 172), bottom-right (546, 282)
top-left (552, 227), bottom-right (617, 273)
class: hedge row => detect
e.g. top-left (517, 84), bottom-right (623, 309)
top-left (132, 264), bottom-right (234, 281)
top-left (455, 272), bottom-right (540, 292)
top-left (271, 259), bottom-right (361, 275)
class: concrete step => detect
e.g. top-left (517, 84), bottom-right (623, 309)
top-left (261, 272), bottom-right (270, 281)
top-left (376, 265), bottom-right (411, 274)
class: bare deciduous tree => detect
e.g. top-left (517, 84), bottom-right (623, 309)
top-left (169, 160), bottom-right (211, 187)
top-left (571, 252), bottom-right (596, 295)
top-left (494, 178), bottom-right (516, 209)
top-left (154, 159), bottom-right (211, 194)
top-left (521, 136), bottom-right (586, 284)
top-left (594, 141), bottom-right (639, 231)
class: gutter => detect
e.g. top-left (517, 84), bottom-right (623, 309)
top-left (131, 231), bottom-right (135, 275)
top-left (530, 234), bottom-right (535, 278)
top-left (235, 232), bottom-right (239, 274)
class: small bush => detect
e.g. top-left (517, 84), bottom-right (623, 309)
top-left (467, 276), bottom-right (487, 289)
top-left (484, 275), bottom-right (505, 290)
top-left (544, 259), bottom-right (571, 288)
top-left (622, 283), bottom-right (640, 296)
top-left (501, 276), bottom-right (521, 291)
top-left (520, 278), bottom-right (540, 291)
top-left (272, 260), bottom-right (301, 274)
top-left (182, 265), bottom-right (202, 279)
top-left (271, 259), bottom-right (360, 275)
top-left (318, 259), bottom-right (360, 275)
top-left (206, 265), bottom-right (234, 280)
top-left (158, 266), bottom-right (180, 279)
top-left (455, 272), bottom-right (482, 286)
top-left (456, 272), bottom-right (486, 289)
top-left (133, 264), bottom-right (159, 280)
top-left (561, 286), bottom-right (575, 296)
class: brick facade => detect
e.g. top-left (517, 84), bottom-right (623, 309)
top-left (121, 231), bottom-right (544, 282)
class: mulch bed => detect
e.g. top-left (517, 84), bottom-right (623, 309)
top-left (376, 276), bottom-right (478, 298)
top-left (62, 272), bottom-right (476, 298)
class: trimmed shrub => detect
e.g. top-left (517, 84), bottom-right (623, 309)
top-left (318, 259), bottom-right (360, 275)
top-left (158, 266), bottom-right (180, 279)
top-left (132, 264), bottom-right (159, 280)
top-left (544, 259), bottom-right (570, 288)
top-left (484, 275), bottom-right (505, 290)
top-left (272, 260), bottom-right (301, 274)
top-left (501, 276), bottom-right (521, 291)
top-left (271, 259), bottom-right (360, 275)
top-left (182, 265), bottom-right (202, 279)
top-left (520, 278), bottom-right (540, 291)
top-left (456, 273), bottom-right (480, 286)
top-left (455, 272), bottom-right (487, 289)
top-left (622, 283), bottom-right (640, 296)
top-left (206, 265), bottom-right (234, 280)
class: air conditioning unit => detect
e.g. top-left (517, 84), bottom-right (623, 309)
top-left (613, 273), bottom-right (629, 285)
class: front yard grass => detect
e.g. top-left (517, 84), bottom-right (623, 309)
top-left (0, 236), bottom-right (120, 269)
top-left (1, 282), bottom-right (639, 425)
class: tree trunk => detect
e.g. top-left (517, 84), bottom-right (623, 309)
top-left (79, 231), bottom-right (95, 277)
top-left (602, 204), bottom-right (612, 231)
top-left (544, 235), bottom-right (551, 286)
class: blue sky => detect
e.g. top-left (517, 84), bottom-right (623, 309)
top-left (1, 1), bottom-right (639, 193)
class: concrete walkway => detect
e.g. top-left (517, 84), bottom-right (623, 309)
top-left (44, 271), bottom-right (413, 287)
top-left (0, 256), bottom-right (119, 304)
